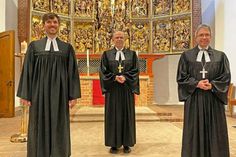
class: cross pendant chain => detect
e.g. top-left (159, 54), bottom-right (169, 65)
top-left (200, 67), bottom-right (208, 79)
top-left (118, 63), bottom-right (124, 73)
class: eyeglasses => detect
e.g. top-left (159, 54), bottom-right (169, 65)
top-left (197, 34), bottom-right (211, 38)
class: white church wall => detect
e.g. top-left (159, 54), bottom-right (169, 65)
top-left (215, 0), bottom-right (236, 94)
top-left (215, 0), bottom-right (236, 114)
top-left (223, 0), bottom-right (236, 86)
top-left (0, 0), bottom-right (6, 32)
top-left (214, 0), bottom-right (224, 51)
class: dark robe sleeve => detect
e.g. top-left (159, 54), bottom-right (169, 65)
top-left (68, 44), bottom-right (81, 100)
top-left (123, 51), bottom-right (140, 95)
top-left (176, 53), bottom-right (199, 101)
top-left (99, 51), bottom-right (140, 95)
top-left (17, 42), bottom-right (35, 101)
top-left (210, 53), bottom-right (231, 104)
top-left (99, 51), bottom-right (116, 94)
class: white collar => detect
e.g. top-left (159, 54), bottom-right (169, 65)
top-left (45, 37), bottom-right (59, 51)
top-left (115, 47), bottom-right (124, 51)
top-left (196, 46), bottom-right (211, 62)
top-left (198, 45), bottom-right (209, 51)
top-left (115, 47), bottom-right (125, 61)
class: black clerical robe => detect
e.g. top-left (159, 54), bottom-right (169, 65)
top-left (99, 48), bottom-right (140, 148)
top-left (17, 37), bottom-right (81, 157)
top-left (177, 46), bottom-right (231, 157)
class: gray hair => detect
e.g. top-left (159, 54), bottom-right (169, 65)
top-left (112, 30), bottom-right (124, 38)
top-left (195, 24), bottom-right (211, 37)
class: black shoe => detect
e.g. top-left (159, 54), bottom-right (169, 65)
top-left (110, 147), bottom-right (118, 154)
top-left (123, 146), bottom-right (131, 153)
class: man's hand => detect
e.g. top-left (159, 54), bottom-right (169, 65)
top-left (69, 99), bottom-right (77, 108)
top-left (20, 99), bottom-right (31, 106)
top-left (115, 75), bottom-right (126, 84)
top-left (197, 79), bottom-right (212, 90)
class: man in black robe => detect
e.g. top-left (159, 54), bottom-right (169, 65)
top-left (177, 24), bottom-right (231, 157)
top-left (99, 31), bottom-right (140, 154)
top-left (17, 13), bottom-right (81, 157)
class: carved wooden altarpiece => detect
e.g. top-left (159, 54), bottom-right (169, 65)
top-left (18, 0), bottom-right (201, 56)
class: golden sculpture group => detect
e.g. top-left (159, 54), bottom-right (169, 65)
top-left (31, 0), bottom-right (192, 54)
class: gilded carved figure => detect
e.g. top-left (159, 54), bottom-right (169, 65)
top-left (74, 0), bottom-right (94, 17)
top-left (74, 23), bottom-right (94, 53)
top-left (153, 0), bottom-right (170, 15)
top-left (130, 23), bottom-right (149, 53)
top-left (58, 21), bottom-right (70, 42)
top-left (33, 0), bottom-right (50, 11)
top-left (30, 0), bottom-right (192, 54)
top-left (173, 0), bottom-right (190, 14)
top-left (172, 18), bottom-right (191, 51)
top-left (52, 0), bottom-right (70, 15)
top-left (153, 21), bottom-right (171, 52)
top-left (131, 0), bottom-right (148, 17)
top-left (31, 15), bottom-right (44, 41)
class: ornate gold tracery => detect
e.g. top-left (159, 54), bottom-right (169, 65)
top-left (30, 0), bottom-right (192, 54)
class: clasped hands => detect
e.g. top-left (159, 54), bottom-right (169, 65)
top-left (197, 79), bottom-right (212, 90)
top-left (115, 75), bottom-right (126, 84)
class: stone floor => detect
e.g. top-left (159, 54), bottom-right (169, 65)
top-left (0, 105), bottom-right (236, 157)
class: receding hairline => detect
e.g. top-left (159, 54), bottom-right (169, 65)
top-left (112, 31), bottom-right (125, 38)
top-left (195, 24), bottom-right (211, 37)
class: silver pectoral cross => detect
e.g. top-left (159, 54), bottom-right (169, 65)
top-left (200, 67), bottom-right (208, 78)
